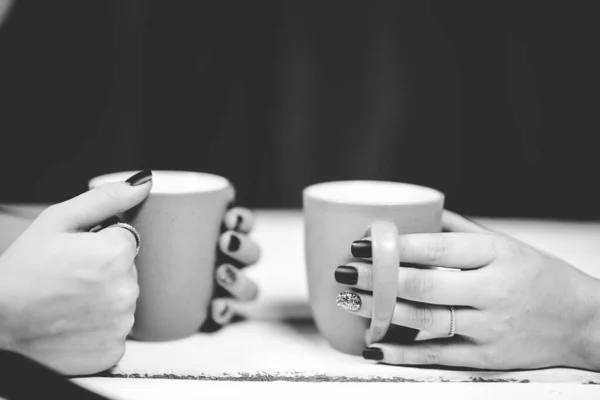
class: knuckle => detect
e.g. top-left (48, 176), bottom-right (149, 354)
top-left (425, 235), bottom-right (447, 264)
top-left (115, 282), bottom-right (140, 309)
top-left (409, 306), bottom-right (435, 330)
top-left (424, 350), bottom-right (440, 365)
top-left (491, 234), bottom-right (516, 258)
top-left (407, 273), bottom-right (435, 300)
top-left (105, 341), bottom-right (127, 365)
top-left (480, 347), bottom-right (503, 368)
top-left (389, 350), bottom-right (405, 365)
top-left (76, 268), bottom-right (105, 288)
top-left (475, 311), bottom-right (502, 340)
top-left (483, 321), bottom-right (505, 341)
top-left (101, 236), bottom-right (135, 265)
top-left (38, 205), bottom-right (67, 224)
top-left (117, 314), bottom-right (136, 337)
top-left (95, 185), bottom-right (121, 205)
top-left (112, 240), bottom-right (132, 259)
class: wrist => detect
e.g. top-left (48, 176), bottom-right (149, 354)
top-left (575, 276), bottom-right (600, 371)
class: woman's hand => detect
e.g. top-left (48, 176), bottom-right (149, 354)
top-left (0, 175), bottom-right (151, 375)
top-left (204, 207), bottom-right (260, 328)
top-left (336, 210), bottom-right (600, 370)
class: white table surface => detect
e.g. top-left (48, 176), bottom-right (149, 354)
top-left (5, 207), bottom-right (600, 398)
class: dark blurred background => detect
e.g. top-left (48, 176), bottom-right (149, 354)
top-left (0, 1), bottom-right (598, 219)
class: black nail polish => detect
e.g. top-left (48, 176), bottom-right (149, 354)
top-left (125, 170), bottom-right (152, 186)
top-left (362, 347), bottom-right (384, 361)
top-left (351, 240), bottom-right (372, 258)
top-left (228, 234), bottom-right (241, 252)
top-left (217, 265), bottom-right (237, 286)
top-left (335, 266), bottom-right (358, 285)
top-left (234, 215), bottom-right (243, 231)
top-left (89, 216), bottom-right (122, 233)
top-left (220, 304), bottom-right (230, 317)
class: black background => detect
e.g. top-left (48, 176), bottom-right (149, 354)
top-left (1, 1), bottom-right (598, 219)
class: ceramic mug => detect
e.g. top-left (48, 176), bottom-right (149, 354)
top-left (89, 170), bottom-right (234, 341)
top-left (303, 180), bottom-right (444, 355)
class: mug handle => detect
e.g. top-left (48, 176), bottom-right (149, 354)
top-left (367, 220), bottom-right (400, 345)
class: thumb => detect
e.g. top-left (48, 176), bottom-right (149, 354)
top-left (39, 170), bottom-right (153, 231)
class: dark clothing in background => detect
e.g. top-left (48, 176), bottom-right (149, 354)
top-left (0, 1), bottom-right (598, 219)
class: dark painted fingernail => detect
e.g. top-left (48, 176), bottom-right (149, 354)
top-left (220, 304), bottom-right (230, 317)
top-left (362, 347), bottom-right (384, 361)
top-left (217, 264), bottom-right (237, 286)
top-left (125, 170), bottom-right (152, 186)
top-left (234, 215), bottom-right (243, 231)
top-left (89, 216), bottom-right (122, 233)
top-left (228, 234), bottom-right (241, 252)
top-left (351, 240), bottom-right (372, 258)
top-left (335, 265), bottom-right (358, 285)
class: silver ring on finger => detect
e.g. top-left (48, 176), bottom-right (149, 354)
top-left (448, 305), bottom-right (456, 337)
top-left (110, 222), bottom-right (141, 256)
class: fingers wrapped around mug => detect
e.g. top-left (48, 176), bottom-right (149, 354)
top-left (335, 261), bottom-right (483, 307)
top-left (210, 298), bottom-right (235, 326)
top-left (223, 207), bottom-right (254, 234)
top-left (218, 231), bottom-right (260, 267)
top-left (362, 338), bottom-right (484, 367)
top-left (335, 289), bottom-right (482, 337)
top-left (215, 263), bottom-right (259, 302)
top-left (351, 234), bottom-right (498, 270)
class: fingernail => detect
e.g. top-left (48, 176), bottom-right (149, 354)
top-left (362, 347), bottom-right (384, 361)
top-left (89, 216), bottom-right (122, 233)
top-left (334, 265), bottom-right (358, 285)
top-left (219, 303), bottom-right (230, 317)
top-left (125, 170), bottom-right (153, 186)
top-left (234, 215), bottom-right (244, 231)
top-left (211, 299), bottom-right (234, 325)
top-left (336, 291), bottom-right (362, 311)
top-left (351, 240), bottom-right (372, 258)
top-left (227, 234), bottom-right (241, 252)
top-left (217, 264), bottom-right (237, 286)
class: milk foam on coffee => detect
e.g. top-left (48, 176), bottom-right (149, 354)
top-left (89, 171), bottom-right (229, 194)
top-left (305, 181), bottom-right (442, 204)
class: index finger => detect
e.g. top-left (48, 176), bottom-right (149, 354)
top-left (39, 179), bottom-right (151, 232)
top-left (399, 232), bottom-right (503, 269)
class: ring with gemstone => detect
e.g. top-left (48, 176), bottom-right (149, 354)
top-left (336, 291), bottom-right (362, 312)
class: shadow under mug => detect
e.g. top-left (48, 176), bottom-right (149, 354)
top-left (303, 180), bottom-right (445, 355)
top-left (89, 170), bottom-right (234, 341)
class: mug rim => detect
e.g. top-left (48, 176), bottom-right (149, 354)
top-left (303, 180), bottom-right (444, 206)
top-left (88, 170), bottom-right (231, 195)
